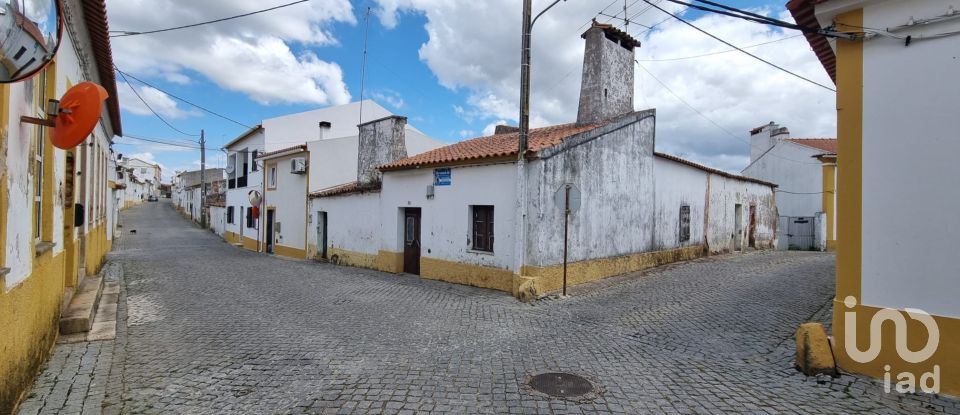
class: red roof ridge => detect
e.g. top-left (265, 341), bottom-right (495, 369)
top-left (310, 181), bottom-right (381, 198)
top-left (784, 138), bottom-right (837, 153)
top-left (256, 144), bottom-right (307, 159)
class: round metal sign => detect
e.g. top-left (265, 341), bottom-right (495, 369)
top-left (554, 183), bottom-right (581, 214)
top-left (248, 190), bottom-right (262, 206)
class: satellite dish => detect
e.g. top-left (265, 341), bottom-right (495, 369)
top-left (50, 82), bottom-right (109, 149)
top-left (0, 0), bottom-right (63, 83)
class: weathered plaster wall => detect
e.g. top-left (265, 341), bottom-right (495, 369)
top-left (652, 157), bottom-right (707, 250)
top-left (526, 111), bottom-right (656, 267)
top-left (209, 206), bottom-right (226, 237)
top-left (358, 116), bottom-right (407, 187)
top-left (741, 140), bottom-right (822, 219)
top-left (706, 175), bottom-right (778, 253)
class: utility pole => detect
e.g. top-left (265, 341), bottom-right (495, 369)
top-left (200, 129), bottom-right (207, 229)
top-left (515, 0), bottom-right (563, 281)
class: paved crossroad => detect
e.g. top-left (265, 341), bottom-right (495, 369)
top-left (18, 202), bottom-right (960, 414)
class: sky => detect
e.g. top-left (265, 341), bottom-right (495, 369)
top-left (104, 0), bottom-right (836, 182)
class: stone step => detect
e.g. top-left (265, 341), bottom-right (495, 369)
top-left (59, 275), bottom-right (105, 334)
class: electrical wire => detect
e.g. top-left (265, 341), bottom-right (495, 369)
top-left (634, 60), bottom-right (821, 166)
top-left (640, 0), bottom-right (836, 92)
top-left (115, 67), bottom-right (254, 129)
top-left (637, 34), bottom-right (802, 61)
top-left (116, 134), bottom-right (202, 149)
top-left (109, 0), bottom-right (310, 38)
top-left (116, 69), bottom-right (201, 137)
top-left (776, 189), bottom-right (832, 195)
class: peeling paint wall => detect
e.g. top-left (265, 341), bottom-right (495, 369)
top-left (652, 157), bottom-right (707, 250)
top-left (526, 112), bottom-right (656, 267)
top-left (705, 175), bottom-right (778, 253)
top-left (357, 116), bottom-right (408, 187)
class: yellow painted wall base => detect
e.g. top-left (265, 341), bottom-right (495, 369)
top-left (0, 252), bottom-right (65, 414)
top-left (826, 240), bottom-right (837, 252)
top-left (376, 250), bottom-right (404, 274)
top-left (420, 256), bottom-right (515, 293)
top-left (833, 301), bottom-right (960, 397)
top-left (328, 247), bottom-right (379, 270)
top-left (272, 244), bottom-right (306, 260)
top-left (522, 245), bottom-right (705, 295)
top-left (224, 231), bottom-right (260, 252)
top-left (83, 224), bottom-right (109, 276)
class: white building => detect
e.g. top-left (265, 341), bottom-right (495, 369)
top-left (309, 22), bottom-right (778, 300)
top-left (222, 100), bottom-right (441, 253)
top-left (119, 157), bottom-right (161, 198)
top-left (171, 168), bottom-right (225, 224)
top-left (0, 0), bottom-right (123, 411)
top-left (790, 0), bottom-right (960, 396)
top-left (741, 122), bottom-right (836, 250)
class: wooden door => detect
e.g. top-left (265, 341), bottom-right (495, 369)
top-left (403, 208), bottom-right (421, 275)
top-left (748, 205), bottom-right (757, 248)
top-left (316, 211), bottom-right (327, 260)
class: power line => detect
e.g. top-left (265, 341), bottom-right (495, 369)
top-left (634, 60), bottom-right (821, 166)
top-left (777, 189), bottom-right (831, 195)
top-left (640, 0), bottom-right (836, 92)
top-left (116, 69), bottom-right (201, 137)
top-left (115, 67), bottom-right (254, 129)
top-left (109, 0), bottom-right (310, 37)
top-left (116, 134), bottom-right (201, 149)
top-left (637, 34), bottom-right (802, 62)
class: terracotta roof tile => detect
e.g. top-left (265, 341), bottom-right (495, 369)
top-left (256, 144), bottom-right (306, 159)
top-left (83, 0), bottom-right (123, 135)
top-left (786, 0), bottom-right (836, 83)
top-left (786, 138), bottom-right (837, 153)
top-left (310, 181), bottom-right (381, 198)
top-left (380, 122), bottom-right (606, 171)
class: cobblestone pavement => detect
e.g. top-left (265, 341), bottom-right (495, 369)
top-left (18, 202), bottom-right (960, 414)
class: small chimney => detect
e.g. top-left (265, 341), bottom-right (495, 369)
top-left (318, 121), bottom-right (332, 140)
top-left (576, 20), bottom-right (639, 125)
top-left (357, 115), bottom-right (408, 187)
top-left (749, 122), bottom-right (790, 163)
top-left (494, 125), bottom-right (519, 135)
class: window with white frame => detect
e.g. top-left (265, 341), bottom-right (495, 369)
top-left (268, 165), bottom-right (277, 188)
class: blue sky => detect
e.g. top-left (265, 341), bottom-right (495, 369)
top-left (105, 0), bottom-right (835, 180)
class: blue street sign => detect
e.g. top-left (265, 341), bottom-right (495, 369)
top-left (434, 168), bottom-right (452, 186)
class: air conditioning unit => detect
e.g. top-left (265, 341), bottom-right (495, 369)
top-left (290, 157), bottom-right (307, 174)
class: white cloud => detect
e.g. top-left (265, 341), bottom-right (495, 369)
top-left (118, 82), bottom-right (197, 119)
top-left (370, 89), bottom-right (406, 110)
top-left (374, 2), bottom-right (835, 172)
top-left (107, 0), bottom-right (355, 106)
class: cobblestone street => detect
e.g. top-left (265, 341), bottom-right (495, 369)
top-left (18, 202), bottom-right (960, 414)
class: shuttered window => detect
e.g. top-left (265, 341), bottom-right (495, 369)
top-left (227, 206), bottom-right (234, 224)
top-left (471, 205), bottom-right (494, 252)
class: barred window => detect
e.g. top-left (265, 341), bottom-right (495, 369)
top-left (679, 205), bottom-right (691, 242)
top-left (471, 205), bottom-right (494, 252)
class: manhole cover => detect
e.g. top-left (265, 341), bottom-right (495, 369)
top-left (528, 372), bottom-right (594, 398)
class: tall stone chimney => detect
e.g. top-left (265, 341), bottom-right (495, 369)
top-left (576, 20), bottom-right (639, 125)
top-left (357, 115), bottom-right (408, 187)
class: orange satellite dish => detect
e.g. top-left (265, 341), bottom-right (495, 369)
top-left (51, 82), bottom-right (109, 149)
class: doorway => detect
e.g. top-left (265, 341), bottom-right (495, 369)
top-left (734, 204), bottom-right (743, 251)
top-left (748, 205), bottom-right (757, 248)
top-left (265, 209), bottom-right (275, 254)
top-left (403, 208), bottom-right (421, 275)
top-left (316, 211), bottom-right (327, 260)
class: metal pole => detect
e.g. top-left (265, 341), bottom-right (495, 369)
top-left (200, 129), bottom-right (206, 229)
top-left (563, 184), bottom-right (570, 296)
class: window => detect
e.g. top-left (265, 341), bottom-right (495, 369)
top-left (14, 46), bottom-right (26, 60)
top-left (251, 150), bottom-right (258, 171)
top-left (268, 165), bottom-right (277, 188)
top-left (246, 207), bottom-right (255, 228)
top-left (227, 206), bottom-right (235, 224)
top-left (140, 167), bottom-right (146, 174)
top-left (679, 205), bottom-right (691, 242)
top-left (471, 205), bottom-right (494, 252)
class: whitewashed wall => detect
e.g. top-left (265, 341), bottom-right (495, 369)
top-left (262, 100), bottom-right (393, 152)
top-left (706, 175), bottom-right (778, 253)
top-left (526, 112), bottom-right (656, 267)
top-left (308, 136), bottom-right (358, 193)
top-left (380, 164), bottom-right (518, 270)
top-left (224, 130), bottom-right (264, 243)
top-left (309, 192), bottom-right (381, 259)
top-left (653, 157), bottom-right (707, 249)
top-left (209, 206), bottom-right (226, 237)
top-left (742, 141), bottom-right (822, 218)
top-left (858, 0), bottom-right (960, 318)
top-left (263, 154), bottom-right (308, 253)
